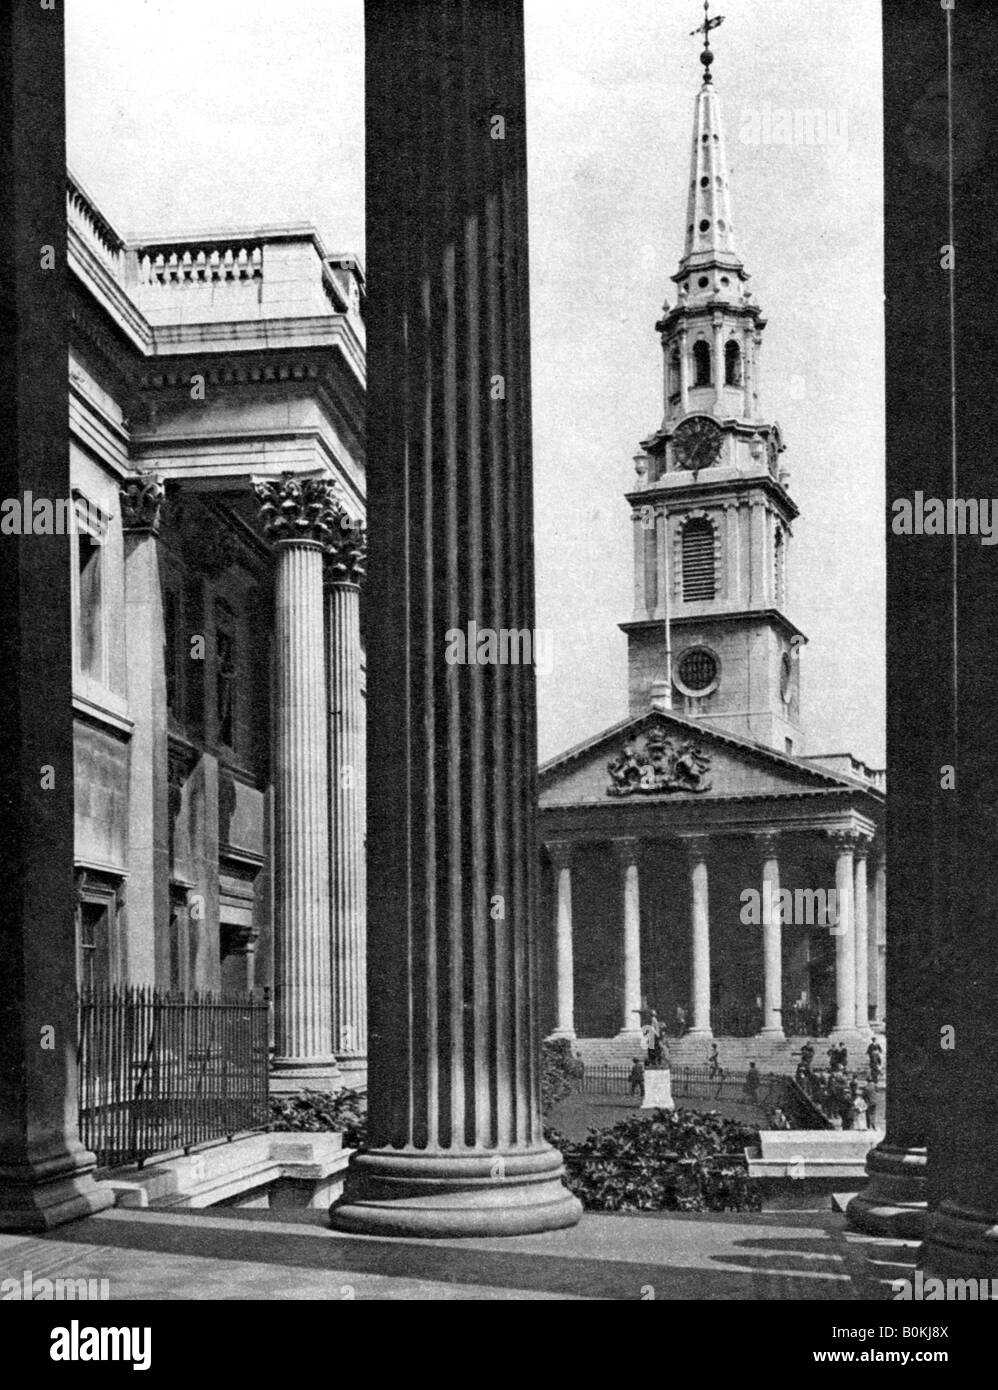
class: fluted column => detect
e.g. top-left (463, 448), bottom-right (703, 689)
top-left (0, 0), bottom-right (113, 1231)
top-left (830, 830), bottom-right (857, 1035)
top-left (757, 833), bottom-right (784, 1038)
top-left (121, 475), bottom-right (169, 987)
top-left (614, 839), bottom-right (643, 1040)
top-left (685, 837), bottom-right (713, 1039)
top-left (546, 842), bottom-right (575, 1040)
top-left (325, 523), bottom-right (367, 1083)
top-left (853, 837), bottom-right (870, 1034)
top-left (255, 475), bottom-right (341, 1091)
top-left (872, 850), bottom-right (886, 1027)
top-left (331, 0), bottom-right (580, 1237)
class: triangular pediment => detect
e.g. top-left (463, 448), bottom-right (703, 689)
top-left (539, 708), bottom-right (869, 809)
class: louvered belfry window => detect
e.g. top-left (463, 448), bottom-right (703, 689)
top-left (682, 517), bottom-right (716, 600)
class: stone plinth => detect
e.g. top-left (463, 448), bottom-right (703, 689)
top-left (641, 1068), bottom-right (675, 1111)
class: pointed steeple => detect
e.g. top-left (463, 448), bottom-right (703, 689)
top-left (620, 5), bottom-right (804, 755)
top-left (677, 80), bottom-right (743, 283)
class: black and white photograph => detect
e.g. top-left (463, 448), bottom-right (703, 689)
top-left (0, 0), bottom-right (995, 1343)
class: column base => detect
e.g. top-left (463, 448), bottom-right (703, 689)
top-left (615, 1028), bottom-right (645, 1049)
top-left (270, 1056), bottom-right (344, 1095)
top-left (756, 1027), bottom-right (785, 1040)
top-left (684, 1027), bottom-right (713, 1041)
top-left (330, 1144), bottom-right (583, 1238)
top-left (0, 1140), bottom-right (115, 1233)
top-left (546, 1028), bottom-right (577, 1043)
top-left (334, 1055), bottom-right (368, 1090)
top-left (846, 1142), bottom-right (927, 1239)
top-left (921, 1200), bottom-right (998, 1281)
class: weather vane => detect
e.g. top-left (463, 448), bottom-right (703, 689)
top-left (690, 0), bottom-right (725, 84)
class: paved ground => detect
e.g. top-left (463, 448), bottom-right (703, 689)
top-left (0, 1205), bottom-right (868, 1300)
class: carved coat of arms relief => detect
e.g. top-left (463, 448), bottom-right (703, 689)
top-left (607, 726), bottom-right (712, 796)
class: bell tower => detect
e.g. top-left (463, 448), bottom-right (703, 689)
top-left (621, 5), bottom-right (806, 755)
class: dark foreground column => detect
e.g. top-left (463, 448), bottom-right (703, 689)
top-left (921, 2), bottom-right (998, 1282)
top-left (331, 0), bottom-right (580, 1237)
top-left (0, 4), bottom-right (112, 1229)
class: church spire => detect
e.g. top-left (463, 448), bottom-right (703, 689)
top-left (678, 5), bottom-right (743, 285)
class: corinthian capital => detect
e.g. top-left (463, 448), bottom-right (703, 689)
top-left (120, 473), bottom-right (166, 534)
top-left (253, 473), bottom-right (343, 547)
top-left (324, 518), bottom-right (367, 587)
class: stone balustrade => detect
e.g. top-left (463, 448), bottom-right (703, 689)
top-left (67, 172), bottom-right (125, 279)
top-left (134, 242), bottom-right (264, 286)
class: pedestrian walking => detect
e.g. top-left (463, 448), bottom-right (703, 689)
top-left (628, 1056), bottom-right (645, 1100)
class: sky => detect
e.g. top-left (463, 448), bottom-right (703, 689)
top-left (66, 0), bottom-right (885, 768)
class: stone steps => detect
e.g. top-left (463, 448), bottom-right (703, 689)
top-left (571, 1035), bottom-right (871, 1076)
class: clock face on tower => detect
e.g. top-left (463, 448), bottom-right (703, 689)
top-left (672, 415), bottom-right (724, 473)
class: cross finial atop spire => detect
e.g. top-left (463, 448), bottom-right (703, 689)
top-left (690, 0), bottom-right (724, 85)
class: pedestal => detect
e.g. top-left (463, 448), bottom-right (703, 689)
top-left (641, 1068), bottom-right (675, 1111)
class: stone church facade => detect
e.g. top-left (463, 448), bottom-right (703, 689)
top-left (66, 171), bottom-right (367, 1089)
top-left (538, 59), bottom-right (885, 1068)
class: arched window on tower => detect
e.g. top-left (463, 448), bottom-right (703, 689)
top-left (774, 525), bottom-right (787, 605)
top-left (692, 339), bottom-right (712, 387)
top-left (724, 339), bottom-right (741, 386)
top-left (668, 347), bottom-right (680, 401)
top-left (681, 517), bottom-right (716, 601)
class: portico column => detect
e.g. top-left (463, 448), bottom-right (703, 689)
top-left (685, 837), bottom-right (713, 1039)
top-left (121, 475), bottom-right (169, 987)
top-left (853, 837), bottom-right (870, 1034)
top-left (830, 830), bottom-right (857, 1035)
top-left (331, 0), bottom-right (580, 1237)
top-left (872, 850), bottom-right (886, 1027)
top-left (325, 523), bottom-right (367, 1083)
top-left (757, 833), bottom-right (784, 1038)
top-left (254, 474), bottom-right (341, 1092)
top-left (614, 839), bottom-right (643, 1040)
top-left (0, 0), bottom-right (113, 1231)
top-left (546, 842), bottom-right (575, 1040)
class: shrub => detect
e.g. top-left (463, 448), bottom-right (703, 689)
top-left (541, 1037), bottom-right (585, 1115)
top-left (268, 1088), bottom-right (368, 1147)
top-left (551, 1108), bottom-right (761, 1214)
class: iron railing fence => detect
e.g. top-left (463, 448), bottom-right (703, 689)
top-left (579, 1063), bottom-right (782, 1110)
top-left (78, 985), bottom-right (270, 1169)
